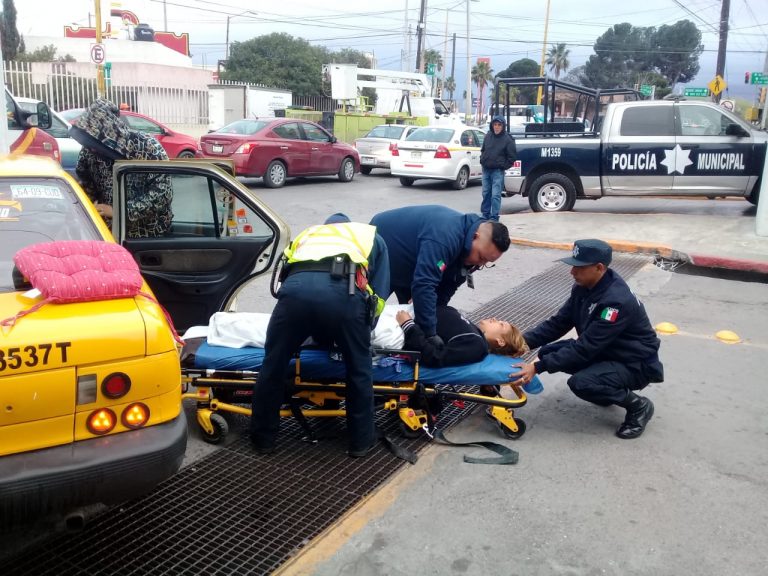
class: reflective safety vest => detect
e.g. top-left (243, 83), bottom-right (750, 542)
top-left (284, 222), bottom-right (376, 265)
top-left (283, 222), bottom-right (385, 317)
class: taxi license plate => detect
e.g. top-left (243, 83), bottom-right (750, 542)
top-left (361, 156), bottom-right (375, 165)
top-left (212, 145), bottom-right (224, 153)
top-left (410, 151), bottom-right (422, 159)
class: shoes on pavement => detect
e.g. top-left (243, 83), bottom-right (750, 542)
top-left (616, 393), bottom-right (654, 439)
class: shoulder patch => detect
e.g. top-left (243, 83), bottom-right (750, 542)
top-left (436, 259), bottom-right (446, 272)
top-left (600, 307), bottom-right (619, 322)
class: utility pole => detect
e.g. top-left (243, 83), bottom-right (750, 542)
top-left (714, 0), bottom-right (730, 103)
top-left (0, 29), bottom-right (10, 154)
top-left (225, 16), bottom-right (230, 61)
top-left (415, 0), bottom-right (427, 72)
top-left (465, 0), bottom-right (471, 123)
top-left (402, 0), bottom-right (409, 71)
top-left (163, 0), bottom-right (168, 30)
top-left (440, 9), bottom-right (449, 97)
top-left (95, 0), bottom-right (106, 98)
top-left (536, 0), bottom-right (552, 105)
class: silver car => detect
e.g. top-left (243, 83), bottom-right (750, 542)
top-left (16, 97), bottom-right (81, 178)
top-left (354, 124), bottom-right (420, 174)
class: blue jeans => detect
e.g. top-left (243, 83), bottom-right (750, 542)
top-left (481, 168), bottom-right (505, 221)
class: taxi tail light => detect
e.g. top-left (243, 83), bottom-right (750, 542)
top-left (390, 143), bottom-right (399, 156)
top-left (122, 403), bottom-right (150, 429)
top-left (87, 408), bottom-right (117, 435)
top-left (434, 145), bottom-right (451, 159)
top-left (235, 142), bottom-right (259, 154)
top-left (102, 372), bottom-right (132, 399)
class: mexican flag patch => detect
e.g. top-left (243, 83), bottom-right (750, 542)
top-left (600, 307), bottom-right (619, 322)
top-left (436, 259), bottom-right (446, 272)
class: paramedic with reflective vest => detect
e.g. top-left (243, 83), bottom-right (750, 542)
top-left (251, 213), bottom-right (389, 458)
top-left (511, 239), bottom-right (664, 439)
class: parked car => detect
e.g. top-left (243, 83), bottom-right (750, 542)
top-left (5, 89), bottom-right (59, 163)
top-left (16, 97), bottom-right (80, 177)
top-left (354, 124), bottom-right (420, 174)
top-left (199, 118), bottom-right (360, 187)
top-left (0, 155), bottom-right (288, 525)
top-left (61, 108), bottom-right (198, 159)
top-left (390, 124), bottom-right (485, 190)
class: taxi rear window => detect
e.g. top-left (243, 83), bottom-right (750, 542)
top-left (0, 178), bottom-right (101, 292)
top-left (406, 128), bottom-right (454, 143)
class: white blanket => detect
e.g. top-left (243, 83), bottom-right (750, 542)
top-left (183, 304), bottom-right (414, 349)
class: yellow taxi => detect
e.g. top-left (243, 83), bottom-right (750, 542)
top-left (390, 124), bottom-right (486, 190)
top-left (0, 155), bottom-right (288, 524)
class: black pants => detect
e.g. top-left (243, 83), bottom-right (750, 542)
top-left (539, 340), bottom-right (650, 406)
top-left (251, 271), bottom-right (375, 452)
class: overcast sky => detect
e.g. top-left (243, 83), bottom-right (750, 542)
top-left (18, 0), bottom-right (768, 101)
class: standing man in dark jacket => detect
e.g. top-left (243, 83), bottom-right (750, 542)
top-left (512, 239), bottom-right (663, 439)
top-left (370, 205), bottom-right (510, 350)
top-left (480, 115), bottom-right (517, 221)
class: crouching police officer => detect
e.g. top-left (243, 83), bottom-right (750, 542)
top-left (251, 213), bottom-right (389, 457)
top-left (511, 239), bottom-right (664, 439)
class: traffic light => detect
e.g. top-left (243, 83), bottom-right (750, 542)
top-left (745, 72), bottom-right (750, 84)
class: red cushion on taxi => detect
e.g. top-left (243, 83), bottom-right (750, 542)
top-left (13, 241), bottom-right (143, 303)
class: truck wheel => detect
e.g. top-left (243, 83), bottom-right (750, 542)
top-left (360, 166), bottom-right (373, 175)
top-left (452, 166), bottom-right (470, 190)
top-left (399, 177), bottom-right (415, 187)
top-left (338, 157), bottom-right (356, 182)
top-left (264, 160), bottom-right (287, 188)
top-left (528, 173), bottom-right (577, 212)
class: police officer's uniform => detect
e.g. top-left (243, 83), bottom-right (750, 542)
top-left (251, 216), bottom-right (389, 456)
top-left (523, 239), bottom-right (663, 438)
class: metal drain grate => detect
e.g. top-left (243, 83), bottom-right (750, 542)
top-left (1, 254), bottom-right (650, 575)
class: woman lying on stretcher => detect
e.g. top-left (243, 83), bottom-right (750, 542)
top-left (394, 305), bottom-right (528, 368)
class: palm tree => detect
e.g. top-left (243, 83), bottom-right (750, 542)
top-left (423, 49), bottom-right (443, 73)
top-left (444, 76), bottom-right (456, 101)
top-left (471, 61), bottom-right (494, 124)
top-left (546, 43), bottom-right (570, 79)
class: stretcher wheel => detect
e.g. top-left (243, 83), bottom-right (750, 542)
top-left (202, 413), bottom-right (229, 444)
top-left (499, 418), bottom-right (526, 440)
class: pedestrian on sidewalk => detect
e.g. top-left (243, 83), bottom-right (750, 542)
top-left (511, 239), bottom-right (664, 439)
top-left (479, 115), bottom-right (517, 221)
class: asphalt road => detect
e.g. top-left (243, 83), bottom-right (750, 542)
top-left (3, 171), bottom-right (765, 572)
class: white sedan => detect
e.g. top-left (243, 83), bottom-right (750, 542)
top-left (390, 125), bottom-right (485, 190)
top-left (354, 124), bottom-right (420, 174)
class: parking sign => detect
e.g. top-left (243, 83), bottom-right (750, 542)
top-left (90, 43), bottom-right (106, 65)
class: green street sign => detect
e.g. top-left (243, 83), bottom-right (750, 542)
top-left (750, 72), bottom-right (768, 85)
top-left (684, 87), bottom-right (710, 97)
top-left (426, 63), bottom-right (436, 76)
top-left (639, 84), bottom-right (653, 96)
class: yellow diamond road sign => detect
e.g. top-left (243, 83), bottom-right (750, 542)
top-left (708, 75), bottom-right (726, 96)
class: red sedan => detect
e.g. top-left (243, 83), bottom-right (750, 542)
top-left (61, 109), bottom-right (199, 159)
top-left (198, 118), bottom-right (359, 187)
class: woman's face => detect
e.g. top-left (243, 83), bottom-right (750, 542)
top-left (477, 317), bottom-right (512, 348)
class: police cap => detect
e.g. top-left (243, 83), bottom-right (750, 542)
top-left (559, 239), bottom-right (612, 267)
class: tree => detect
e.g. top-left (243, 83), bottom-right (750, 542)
top-left (16, 44), bottom-right (75, 63)
top-left (471, 61), bottom-right (493, 123)
top-left (546, 43), bottom-right (570, 79)
top-left (423, 49), bottom-right (443, 73)
top-left (652, 20), bottom-right (702, 85)
top-left (495, 58), bottom-right (540, 104)
top-left (223, 33), bottom-right (330, 96)
top-left (1, 0), bottom-right (22, 60)
top-left (561, 65), bottom-right (587, 86)
top-left (444, 76), bottom-right (456, 101)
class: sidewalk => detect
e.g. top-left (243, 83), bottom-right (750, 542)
top-left (500, 207), bottom-right (768, 274)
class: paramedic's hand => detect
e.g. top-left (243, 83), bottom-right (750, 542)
top-left (510, 362), bottom-right (536, 387)
top-left (95, 203), bottom-right (113, 219)
top-left (396, 310), bottom-right (412, 326)
top-left (425, 334), bottom-right (445, 351)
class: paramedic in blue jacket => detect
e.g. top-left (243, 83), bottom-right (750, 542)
top-left (251, 213), bottom-right (389, 458)
top-left (370, 205), bottom-right (510, 351)
top-left (511, 239), bottom-right (663, 439)
top-left (480, 115), bottom-right (517, 221)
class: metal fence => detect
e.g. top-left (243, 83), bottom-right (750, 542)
top-left (4, 61), bottom-right (338, 129)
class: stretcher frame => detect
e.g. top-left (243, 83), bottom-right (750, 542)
top-left (181, 349), bottom-right (529, 444)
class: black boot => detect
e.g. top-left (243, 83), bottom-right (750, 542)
top-left (615, 392), bottom-right (654, 439)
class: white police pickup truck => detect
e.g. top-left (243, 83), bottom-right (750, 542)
top-left (503, 99), bottom-right (766, 212)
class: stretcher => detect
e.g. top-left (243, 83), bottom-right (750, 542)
top-left (181, 341), bottom-right (540, 445)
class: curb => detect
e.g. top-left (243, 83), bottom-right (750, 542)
top-left (510, 237), bottom-right (768, 277)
